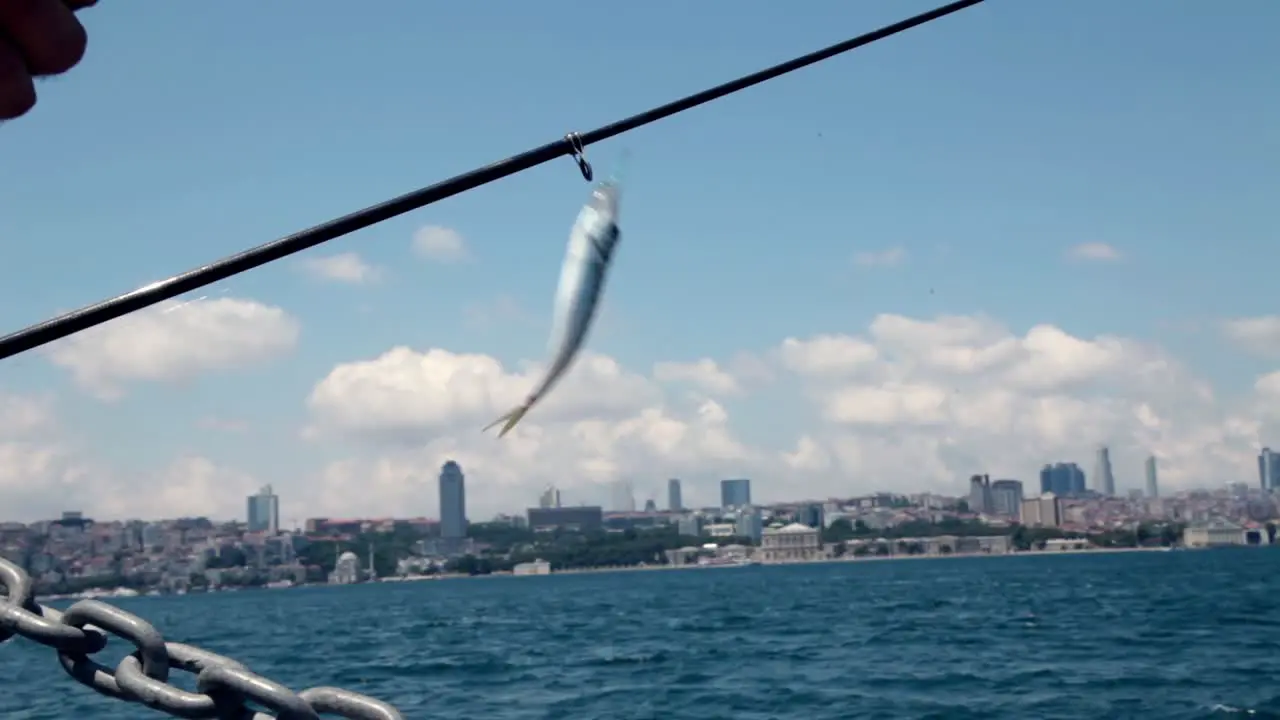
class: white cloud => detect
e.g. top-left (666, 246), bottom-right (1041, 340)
top-left (298, 252), bottom-right (381, 284)
top-left (0, 393), bottom-right (55, 434)
top-left (780, 314), bottom-right (1253, 496)
top-left (9, 306), bottom-right (1276, 522)
top-left (1258, 371), bottom-right (1280, 399)
top-left (0, 390), bottom-right (266, 523)
top-left (652, 359), bottom-right (741, 395)
top-left (1223, 316), bottom-right (1280, 359)
top-left (1066, 242), bottom-right (1122, 262)
top-left (45, 297), bottom-right (300, 399)
top-left (290, 311), bottom-right (1269, 519)
top-left (305, 347), bottom-right (661, 443)
top-left (779, 334), bottom-right (878, 376)
top-left (852, 247), bottom-right (906, 267)
top-left (412, 226), bottom-right (469, 263)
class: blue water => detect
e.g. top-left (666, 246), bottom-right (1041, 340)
top-left (4, 550), bottom-right (1280, 719)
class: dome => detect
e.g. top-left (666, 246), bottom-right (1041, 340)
top-left (337, 551), bottom-right (359, 562)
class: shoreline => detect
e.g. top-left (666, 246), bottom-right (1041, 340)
top-left (425, 544), bottom-right (1178, 581)
top-left (35, 546), bottom-right (1182, 599)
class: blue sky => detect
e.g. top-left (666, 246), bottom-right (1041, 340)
top-left (1, 0), bottom-right (1278, 521)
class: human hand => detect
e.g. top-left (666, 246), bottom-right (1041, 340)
top-left (0, 0), bottom-right (93, 120)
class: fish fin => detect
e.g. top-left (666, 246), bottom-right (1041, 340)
top-left (482, 403), bottom-right (532, 438)
top-left (609, 147), bottom-right (632, 186)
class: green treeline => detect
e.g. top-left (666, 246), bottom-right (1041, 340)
top-left (820, 517), bottom-right (1186, 551)
top-left (25, 516), bottom-right (1195, 592)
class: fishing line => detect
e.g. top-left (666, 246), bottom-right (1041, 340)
top-left (0, 0), bottom-right (986, 362)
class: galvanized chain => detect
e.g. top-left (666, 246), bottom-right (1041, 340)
top-left (0, 557), bottom-right (404, 720)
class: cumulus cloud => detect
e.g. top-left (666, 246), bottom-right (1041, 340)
top-left (412, 225), bottom-right (469, 263)
top-left (298, 345), bottom-right (761, 515)
top-left (779, 314), bottom-right (1254, 496)
top-left (288, 310), bottom-right (1269, 519)
top-left (1223, 316), bottom-right (1280, 359)
top-left (852, 247), bottom-right (906, 268)
top-left (1066, 242), bottom-right (1122, 262)
top-left (298, 252), bottom-right (381, 284)
top-left (305, 348), bottom-right (661, 443)
top-left (0, 390), bottom-right (266, 522)
top-left (45, 297), bottom-right (300, 400)
top-left (779, 334), bottom-right (878, 376)
top-left (9, 302), bottom-right (1275, 522)
top-left (652, 359), bottom-right (741, 395)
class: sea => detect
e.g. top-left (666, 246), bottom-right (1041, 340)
top-left (3, 549), bottom-right (1279, 720)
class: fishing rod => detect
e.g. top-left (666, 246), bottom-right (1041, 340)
top-left (0, 0), bottom-right (986, 362)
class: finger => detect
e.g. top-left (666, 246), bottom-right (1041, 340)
top-left (0, 34), bottom-right (35, 120)
top-left (0, 0), bottom-right (87, 76)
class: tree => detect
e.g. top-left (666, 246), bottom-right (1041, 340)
top-left (1135, 524), bottom-right (1152, 546)
top-left (822, 518), bottom-right (856, 543)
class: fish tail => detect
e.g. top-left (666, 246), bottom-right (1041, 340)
top-left (608, 147), bottom-right (631, 186)
top-left (482, 403), bottom-right (532, 438)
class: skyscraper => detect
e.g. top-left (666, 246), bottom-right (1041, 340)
top-left (1144, 455), bottom-right (1159, 498)
top-left (1039, 463), bottom-right (1087, 497)
top-left (246, 485), bottom-right (279, 534)
top-left (1094, 446), bottom-right (1115, 496)
top-left (667, 478), bottom-right (683, 511)
top-left (438, 461), bottom-right (467, 540)
top-left (720, 478), bottom-right (751, 509)
top-left (968, 474), bottom-right (992, 514)
top-left (1259, 448), bottom-right (1280, 491)
top-left (991, 479), bottom-right (1024, 518)
top-left (538, 485), bottom-right (561, 509)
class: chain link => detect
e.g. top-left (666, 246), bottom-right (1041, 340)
top-left (0, 557), bottom-right (404, 719)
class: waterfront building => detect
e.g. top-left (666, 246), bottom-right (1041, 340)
top-left (329, 551), bottom-right (360, 584)
top-left (758, 522), bottom-right (822, 563)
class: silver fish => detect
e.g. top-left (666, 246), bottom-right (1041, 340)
top-left (484, 180), bottom-right (623, 437)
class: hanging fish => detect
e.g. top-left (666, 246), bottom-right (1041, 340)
top-left (483, 178), bottom-right (623, 438)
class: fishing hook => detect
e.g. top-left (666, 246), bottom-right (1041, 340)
top-left (565, 132), bottom-right (593, 182)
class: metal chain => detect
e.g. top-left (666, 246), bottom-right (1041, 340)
top-left (0, 557), bottom-right (404, 719)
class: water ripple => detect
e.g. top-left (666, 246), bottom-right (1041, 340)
top-left (3, 549), bottom-right (1280, 719)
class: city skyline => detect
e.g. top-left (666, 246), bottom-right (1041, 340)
top-left (8, 444), bottom-right (1273, 527)
top-left (2, 3), bottom-right (1278, 526)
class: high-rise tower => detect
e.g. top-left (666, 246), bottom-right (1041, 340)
top-left (1144, 455), bottom-right (1159, 498)
top-left (438, 461), bottom-right (467, 540)
top-left (1094, 446), bottom-right (1115, 496)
